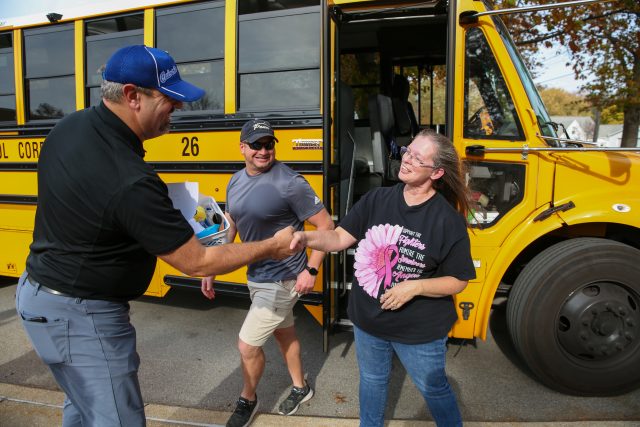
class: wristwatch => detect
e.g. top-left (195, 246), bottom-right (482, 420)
top-left (305, 265), bottom-right (319, 276)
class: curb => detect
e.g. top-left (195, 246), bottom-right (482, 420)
top-left (1, 383), bottom-right (637, 427)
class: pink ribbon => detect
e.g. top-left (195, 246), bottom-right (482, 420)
top-left (376, 244), bottom-right (399, 289)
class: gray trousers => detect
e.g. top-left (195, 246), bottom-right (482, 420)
top-left (15, 272), bottom-right (146, 426)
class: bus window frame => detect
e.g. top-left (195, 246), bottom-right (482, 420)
top-left (85, 12), bottom-right (144, 108)
top-left (0, 32), bottom-right (16, 125)
top-left (492, 16), bottom-right (557, 140)
top-left (156, 1), bottom-right (226, 118)
top-left (463, 25), bottom-right (525, 141)
top-left (237, 5), bottom-right (321, 113)
top-left (23, 23), bottom-right (76, 124)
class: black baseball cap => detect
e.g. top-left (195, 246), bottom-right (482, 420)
top-left (240, 119), bottom-right (279, 143)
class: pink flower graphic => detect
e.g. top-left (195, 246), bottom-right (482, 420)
top-left (353, 224), bottom-right (403, 297)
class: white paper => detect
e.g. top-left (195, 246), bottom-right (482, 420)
top-left (167, 182), bottom-right (199, 223)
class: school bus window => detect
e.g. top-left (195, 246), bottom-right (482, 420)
top-left (419, 65), bottom-right (447, 130)
top-left (0, 32), bottom-right (16, 123)
top-left (86, 14), bottom-right (144, 107)
top-left (24, 24), bottom-right (75, 121)
top-left (341, 52), bottom-right (380, 120)
top-left (494, 17), bottom-right (556, 139)
top-left (393, 65), bottom-right (447, 132)
top-left (156, 1), bottom-right (224, 113)
top-left (467, 161), bottom-right (526, 227)
top-left (238, 6), bottom-right (320, 112)
top-left (463, 27), bottom-right (523, 140)
top-left (239, 0), bottom-right (319, 14)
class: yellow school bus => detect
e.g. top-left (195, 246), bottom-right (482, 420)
top-left (1, 0), bottom-right (638, 396)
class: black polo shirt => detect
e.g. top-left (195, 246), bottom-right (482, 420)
top-left (26, 102), bottom-right (194, 301)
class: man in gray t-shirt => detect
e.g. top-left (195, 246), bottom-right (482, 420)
top-left (201, 119), bottom-right (333, 426)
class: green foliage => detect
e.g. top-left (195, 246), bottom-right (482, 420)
top-left (601, 105), bottom-right (624, 124)
top-left (493, 0), bottom-right (639, 146)
top-left (537, 86), bottom-right (590, 116)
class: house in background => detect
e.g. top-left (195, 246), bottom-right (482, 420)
top-left (596, 124), bottom-right (640, 147)
top-left (551, 116), bottom-right (595, 141)
top-left (597, 124), bottom-right (623, 147)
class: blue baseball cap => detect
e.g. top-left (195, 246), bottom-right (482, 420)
top-left (103, 45), bottom-right (205, 102)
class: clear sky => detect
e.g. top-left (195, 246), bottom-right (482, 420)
top-left (1, 0), bottom-right (585, 93)
top-left (533, 47), bottom-right (585, 93)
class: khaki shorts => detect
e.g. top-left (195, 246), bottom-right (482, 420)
top-left (238, 279), bottom-right (299, 347)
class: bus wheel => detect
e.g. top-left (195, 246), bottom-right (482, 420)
top-left (506, 237), bottom-right (640, 396)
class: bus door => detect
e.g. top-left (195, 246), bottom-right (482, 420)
top-left (452, 0), bottom-right (554, 339)
top-left (328, 0), bottom-right (452, 335)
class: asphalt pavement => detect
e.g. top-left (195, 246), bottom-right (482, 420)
top-left (1, 279), bottom-right (639, 426)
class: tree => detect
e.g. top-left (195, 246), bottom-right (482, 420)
top-left (494, 0), bottom-right (639, 147)
top-left (537, 86), bottom-right (589, 116)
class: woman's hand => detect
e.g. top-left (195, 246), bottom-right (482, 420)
top-left (380, 281), bottom-right (418, 310)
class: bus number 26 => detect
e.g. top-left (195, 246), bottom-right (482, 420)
top-left (181, 136), bottom-right (200, 157)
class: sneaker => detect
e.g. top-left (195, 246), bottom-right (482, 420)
top-left (226, 395), bottom-right (259, 427)
top-left (278, 382), bottom-right (314, 415)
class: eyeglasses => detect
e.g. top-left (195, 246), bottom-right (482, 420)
top-left (244, 140), bottom-right (276, 151)
top-left (400, 146), bottom-right (437, 169)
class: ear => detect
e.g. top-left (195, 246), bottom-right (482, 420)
top-left (430, 167), bottom-right (445, 181)
top-left (122, 84), bottom-right (141, 110)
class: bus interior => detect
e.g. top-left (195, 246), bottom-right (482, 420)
top-left (330, 2), bottom-right (451, 324)
top-left (333, 3), bottom-right (449, 213)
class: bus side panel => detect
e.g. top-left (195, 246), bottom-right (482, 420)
top-left (0, 136), bottom-right (40, 279)
top-left (0, 205), bottom-right (35, 277)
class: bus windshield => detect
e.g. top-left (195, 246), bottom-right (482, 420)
top-left (492, 15), bottom-right (557, 139)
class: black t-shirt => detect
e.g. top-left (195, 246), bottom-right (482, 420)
top-left (340, 184), bottom-right (476, 344)
top-left (26, 102), bottom-right (193, 301)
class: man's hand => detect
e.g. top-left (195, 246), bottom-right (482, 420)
top-left (290, 231), bottom-right (307, 251)
top-left (271, 226), bottom-right (298, 260)
top-left (201, 276), bottom-right (216, 300)
top-left (294, 269), bottom-right (316, 295)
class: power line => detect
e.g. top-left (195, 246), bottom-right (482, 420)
top-left (535, 73), bottom-right (576, 84)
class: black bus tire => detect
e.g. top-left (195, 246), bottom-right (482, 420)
top-left (506, 237), bottom-right (640, 396)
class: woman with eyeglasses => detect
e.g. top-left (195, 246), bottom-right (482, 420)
top-left (291, 128), bottom-right (475, 427)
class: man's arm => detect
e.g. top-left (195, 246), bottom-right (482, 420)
top-left (199, 212), bottom-right (238, 300)
top-left (224, 212), bottom-right (237, 242)
top-left (291, 226), bottom-right (357, 253)
top-left (159, 226), bottom-right (296, 278)
top-left (294, 208), bottom-right (335, 294)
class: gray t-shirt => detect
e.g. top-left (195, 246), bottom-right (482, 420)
top-left (226, 161), bottom-right (324, 282)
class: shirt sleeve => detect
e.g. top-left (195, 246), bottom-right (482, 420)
top-left (286, 175), bottom-right (324, 221)
top-left (337, 189), bottom-right (375, 240)
top-left (436, 216), bottom-right (476, 281)
top-left (112, 177), bottom-right (194, 256)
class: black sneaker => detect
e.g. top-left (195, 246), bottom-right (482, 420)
top-left (278, 382), bottom-right (314, 415)
top-left (226, 395), bottom-right (259, 427)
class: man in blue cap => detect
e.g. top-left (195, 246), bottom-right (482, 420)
top-left (16, 45), bottom-right (297, 427)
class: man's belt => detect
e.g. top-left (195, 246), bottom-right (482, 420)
top-left (27, 276), bottom-right (75, 298)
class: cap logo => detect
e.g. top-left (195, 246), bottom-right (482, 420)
top-left (253, 122), bottom-right (270, 130)
top-left (159, 65), bottom-right (178, 84)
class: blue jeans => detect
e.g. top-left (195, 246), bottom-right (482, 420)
top-left (354, 325), bottom-right (462, 427)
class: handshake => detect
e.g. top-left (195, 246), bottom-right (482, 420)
top-left (270, 227), bottom-right (309, 259)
